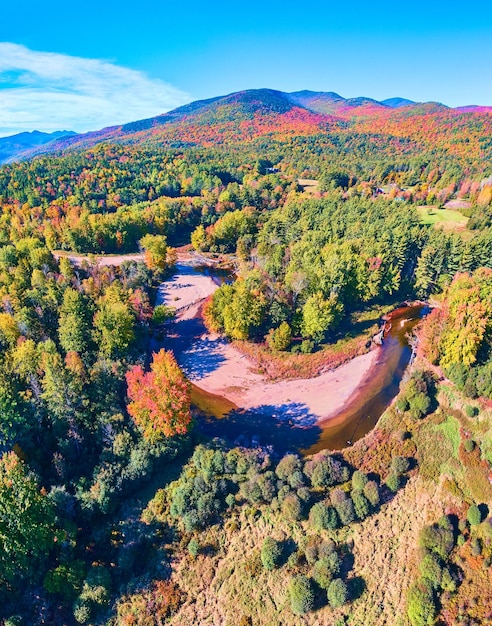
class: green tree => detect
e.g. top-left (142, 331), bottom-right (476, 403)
top-left (221, 281), bottom-right (267, 340)
top-left (94, 298), bottom-right (135, 358)
top-left (352, 490), bottom-right (370, 520)
top-left (391, 456), bottom-right (410, 475)
top-left (309, 502), bottom-right (338, 530)
top-left (327, 578), bottom-right (349, 608)
top-left (191, 224), bottom-right (207, 251)
top-left (58, 288), bottom-right (92, 354)
top-left (261, 537), bottom-right (282, 570)
top-left (288, 575), bottom-right (315, 616)
top-left (0, 453), bottom-right (59, 585)
top-left (467, 504), bottom-right (482, 526)
top-left (301, 292), bottom-right (342, 343)
top-left (140, 234), bottom-right (172, 271)
top-left (265, 321), bottom-right (292, 351)
top-left (407, 582), bottom-right (436, 626)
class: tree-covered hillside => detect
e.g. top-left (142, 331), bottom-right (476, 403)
top-left (0, 92), bottom-right (491, 625)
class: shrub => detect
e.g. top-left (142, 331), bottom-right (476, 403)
top-left (115, 580), bottom-right (183, 625)
top-left (396, 429), bottom-right (411, 442)
top-left (391, 456), bottom-right (410, 475)
top-left (407, 581), bottom-right (436, 626)
top-left (327, 578), bottom-right (349, 608)
top-left (467, 504), bottom-right (482, 526)
top-left (261, 537), bottom-right (282, 570)
top-left (287, 551), bottom-right (302, 569)
top-left (351, 470), bottom-right (368, 491)
top-left (396, 396), bottom-right (410, 412)
top-left (309, 502), bottom-right (338, 530)
top-left (282, 494), bottom-right (303, 521)
top-left (300, 339), bottom-right (315, 354)
top-left (288, 575), bottom-right (315, 615)
top-left (471, 537), bottom-right (482, 556)
top-left (385, 473), bottom-right (401, 492)
top-left (152, 304), bottom-right (175, 324)
top-left (44, 561), bottom-right (85, 601)
top-left (464, 439), bottom-right (475, 453)
top-left (464, 404), bottom-right (478, 418)
top-left (73, 603), bottom-right (91, 624)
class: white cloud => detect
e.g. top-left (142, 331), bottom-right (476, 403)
top-left (0, 43), bottom-right (191, 137)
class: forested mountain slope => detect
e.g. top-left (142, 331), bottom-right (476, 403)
top-left (0, 86), bottom-right (491, 625)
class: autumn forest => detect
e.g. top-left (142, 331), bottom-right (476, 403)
top-left (0, 89), bottom-right (491, 625)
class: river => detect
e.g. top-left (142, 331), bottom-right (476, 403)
top-left (158, 264), bottom-right (427, 455)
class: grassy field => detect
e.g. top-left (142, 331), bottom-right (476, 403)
top-left (134, 367), bottom-right (492, 626)
top-left (416, 206), bottom-right (469, 230)
top-left (119, 345), bottom-right (492, 626)
top-left (298, 178), bottom-right (320, 194)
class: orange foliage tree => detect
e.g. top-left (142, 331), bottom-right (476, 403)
top-left (125, 350), bottom-right (191, 441)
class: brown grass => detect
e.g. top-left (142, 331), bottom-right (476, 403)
top-left (234, 332), bottom-right (374, 381)
top-left (163, 361), bottom-right (492, 626)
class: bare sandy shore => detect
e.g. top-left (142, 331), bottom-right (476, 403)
top-left (159, 265), bottom-right (379, 424)
top-left (156, 264), bottom-right (219, 314)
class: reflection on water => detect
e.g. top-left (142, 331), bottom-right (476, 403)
top-left (304, 304), bottom-right (428, 454)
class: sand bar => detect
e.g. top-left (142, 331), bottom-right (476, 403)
top-left (159, 265), bottom-right (379, 424)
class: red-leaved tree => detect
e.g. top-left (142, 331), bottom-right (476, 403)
top-left (126, 350), bottom-right (191, 441)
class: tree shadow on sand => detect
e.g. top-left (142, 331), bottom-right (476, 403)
top-left (196, 402), bottom-right (322, 454)
top-left (164, 316), bottom-right (227, 379)
top-left (180, 335), bottom-right (229, 380)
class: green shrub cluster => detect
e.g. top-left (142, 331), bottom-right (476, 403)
top-left (397, 371), bottom-right (436, 420)
top-left (408, 516), bottom-right (459, 626)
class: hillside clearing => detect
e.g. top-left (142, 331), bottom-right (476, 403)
top-left (417, 206), bottom-right (468, 230)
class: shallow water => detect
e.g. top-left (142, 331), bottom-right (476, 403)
top-left (304, 304), bottom-right (427, 454)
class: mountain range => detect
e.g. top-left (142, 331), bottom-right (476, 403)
top-left (1, 89), bottom-right (491, 163)
top-left (0, 130), bottom-right (76, 164)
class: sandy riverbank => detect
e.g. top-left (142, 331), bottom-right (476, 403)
top-left (159, 265), bottom-right (380, 424)
top-left (156, 263), bottom-right (219, 314)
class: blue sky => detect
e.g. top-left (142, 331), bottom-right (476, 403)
top-left (1, 0), bottom-right (491, 136)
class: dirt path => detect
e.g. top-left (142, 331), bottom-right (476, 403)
top-left (158, 265), bottom-right (379, 425)
top-left (53, 251), bottom-right (145, 266)
top-left (53, 248), bottom-right (215, 268)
